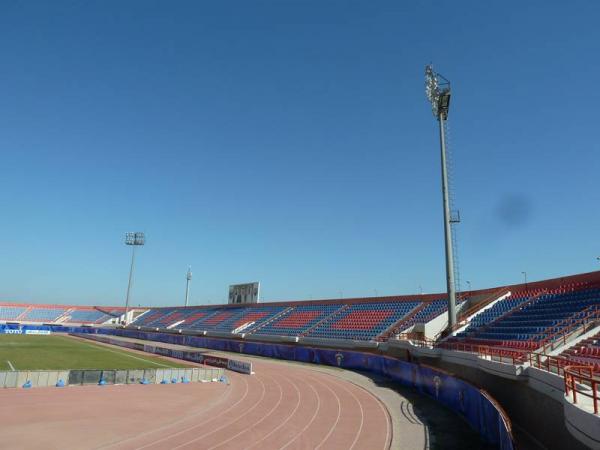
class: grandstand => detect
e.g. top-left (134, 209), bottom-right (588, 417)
top-left (0, 303), bottom-right (125, 325)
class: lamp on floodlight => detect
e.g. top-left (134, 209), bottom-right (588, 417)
top-left (425, 64), bottom-right (457, 328)
top-left (124, 232), bottom-right (145, 325)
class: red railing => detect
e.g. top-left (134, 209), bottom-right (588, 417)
top-left (527, 353), bottom-right (573, 376)
top-left (436, 341), bottom-right (527, 365)
top-left (535, 306), bottom-right (600, 353)
top-left (433, 288), bottom-right (512, 340)
top-left (564, 365), bottom-right (600, 414)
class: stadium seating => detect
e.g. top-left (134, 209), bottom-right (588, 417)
top-left (0, 306), bottom-right (27, 321)
top-left (450, 287), bottom-right (600, 350)
top-left (305, 301), bottom-right (421, 341)
top-left (20, 307), bottom-right (67, 322)
top-left (254, 304), bottom-right (344, 336)
top-left (559, 331), bottom-right (600, 370)
top-left (63, 309), bottom-right (110, 324)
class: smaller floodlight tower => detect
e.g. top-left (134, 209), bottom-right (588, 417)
top-left (124, 232), bottom-right (145, 325)
top-left (425, 65), bottom-right (457, 328)
top-left (185, 266), bottom-right (192, 307)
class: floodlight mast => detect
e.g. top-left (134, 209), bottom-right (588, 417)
top-left (185, 266), bottom-right (192, 307)
top-left (425, 65), bottom-right (457, 329)
top-left (124, 232), bottom-right (145, 325)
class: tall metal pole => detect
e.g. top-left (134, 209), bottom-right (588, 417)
top-left (439, 114), bottom-right (457, 327)
top-left (124, 245), bottom-right (136, 324)
top-left (185, 266), bottom-right (192, 307)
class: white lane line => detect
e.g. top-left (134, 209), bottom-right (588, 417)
top-left (171, 374), bottom-right (269, 450)
top-left (246, 373), bottom-right (302, 449)
top-left (314, 375), bottom-right (342, 450)
top-left (97, 372), bottom-right (246, 450)
top-left (334, 379), bottom-right (364, 450)
top-left (6, 360), bottom-right (15, 371)
top-left (279, 377), bottom-right (321, 449)
top-left (207, 373), bottom-right (284, 450)
top-left (72, 338), bottom-right (172, 368)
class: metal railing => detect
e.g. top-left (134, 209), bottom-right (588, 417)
top-left (535, 305), bottom-right (600, 353)
top-left (564, 365), bottom-right (600, 414)
top-left (527, 353), bottom-right (573, 376)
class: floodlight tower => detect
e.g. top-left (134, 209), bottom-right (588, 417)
top-left (425, 65), bottom-right (457, 328)
top-left (124, 232), bottom-right (145, 325)
top-left (185, 266), bottom-right (192, 307)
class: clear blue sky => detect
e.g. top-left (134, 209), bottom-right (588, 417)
top-left (0, 1), bottom-right (598, 307)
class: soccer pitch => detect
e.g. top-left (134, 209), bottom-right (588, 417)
top-left (0, 335), bottom-right (191, 371)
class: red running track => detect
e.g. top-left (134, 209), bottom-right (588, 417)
top-left (0, 358), bottom-right (391, 450)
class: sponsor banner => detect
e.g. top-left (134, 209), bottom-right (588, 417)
top-left (203, 355), bottom-right (229, 368)
top-left (2, 329), bottom-right (22, 334)
top-left (25, 330), bottom-right (51, 335)
top-left (183, 351), bottom-right (204, 363)
top-left (227, 359), bottom-right (252, 375)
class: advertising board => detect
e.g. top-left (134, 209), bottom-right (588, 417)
top-left (228, 282), bottom-right (260, 304)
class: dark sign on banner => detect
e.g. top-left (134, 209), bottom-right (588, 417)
top-left (203, 356), bottom-right (229, 368)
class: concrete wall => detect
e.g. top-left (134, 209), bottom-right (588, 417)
top-left (414, 355), bottom-right (589, 450)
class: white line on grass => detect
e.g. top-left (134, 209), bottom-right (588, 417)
top-left (6, 360), bottom-right (15, 371)
top-left (73, 338), bottom-right (173, 368)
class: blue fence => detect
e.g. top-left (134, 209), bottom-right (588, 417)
top-left (0, 325), bottom-right (513, 449)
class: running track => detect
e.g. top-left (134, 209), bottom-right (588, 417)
top-left (0, 357), bottom-right (391, 450)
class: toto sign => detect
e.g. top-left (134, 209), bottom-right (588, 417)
top-left (3, 329), bottom-right (22, 334)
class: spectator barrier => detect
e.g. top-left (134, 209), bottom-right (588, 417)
top-left (0, 367), bottom-right (222, 388)
top-left (73, 333), bottom-right (253, 375)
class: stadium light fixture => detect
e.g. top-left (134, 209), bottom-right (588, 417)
top-left (425, 64), bottom-right (457, 328)
top-left (124, 232), bottom-right (145, 325)
top-left (185, 266), bottom-right (192, 307)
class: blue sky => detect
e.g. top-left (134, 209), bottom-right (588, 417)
top-left (0, 1), bottom-right (598, 306)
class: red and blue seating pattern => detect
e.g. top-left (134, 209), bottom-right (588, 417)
top-left (454, 292), bottom-right (533, 339)
top-left (0, 306), bottom-right (27, 321)
top-left (561, 332), bottom-right (600, 369)
top-left (254, 304), bottom-right (344, 336)
top-left (130, 299), bottom-right (429, 341)
top-left (205, 305), bottom-right (287, 332)
top-left (20, 307), bottom-right (67, 322)
top-left (305, 301), bottom-right (421, 341)
top-left (394, 299), bottom-right (449, 334)
top-left (451, 287), bottom-right (600, 349)
top-left (0, 304), bottom-right (124, 324)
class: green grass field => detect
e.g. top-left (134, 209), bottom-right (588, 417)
top-left (0, 335), bottom-right (191, 371)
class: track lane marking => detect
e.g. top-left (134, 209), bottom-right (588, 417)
top-left (133, 374), bottom-right (254, 450)
top-left (97, 372), bottom-right (247, 449)
top-left (170, 374), bottom-right (269, 450)
top-left (319, 372), bottom-right (365, 450)
top-left (245, 373), bottom-right (302, 449)
top-left (278, 376), bottom-right (321, 449)
top-left (207, 373), bottom-right (285, 450)
top-left (313, 374), bottom-right (342, 449)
